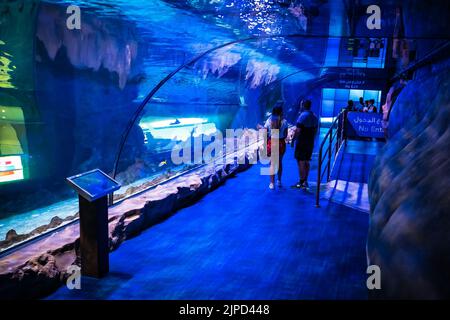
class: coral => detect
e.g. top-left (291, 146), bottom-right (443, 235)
top-left (245, 60), bottom-right (280, 89)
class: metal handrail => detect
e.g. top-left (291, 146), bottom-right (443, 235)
top-left (315, 111), bottom-right (347, 207)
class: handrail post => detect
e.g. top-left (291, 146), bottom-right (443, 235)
top-left (341, 113), bottom-right (344, 150)
top-left (343, 111), bottom-right (348, 147)
top-left (327, 126), bottom-right (332, 181)
top-left (335, 113), bottom-right (342, 156)
top-left (315, 111), bottom-right (347, 208)
top-left (336, 113), bottom-right (342, 156)
top-left (315, 148), bottom-right (322, 207)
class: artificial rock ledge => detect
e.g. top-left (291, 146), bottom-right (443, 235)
top-left (0, 146), bottom-right (259, 300)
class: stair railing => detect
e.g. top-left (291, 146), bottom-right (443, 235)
top-left (315, 111), bottom-right (347, 207)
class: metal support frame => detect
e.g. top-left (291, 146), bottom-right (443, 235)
top-left (315, 111), bottom-right (347, 207)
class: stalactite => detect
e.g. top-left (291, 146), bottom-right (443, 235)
top-left (36, 3), bottom-right (138, 89)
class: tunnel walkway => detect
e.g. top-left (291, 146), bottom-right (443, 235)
top-left (47, 145), bottom-right (369, 300)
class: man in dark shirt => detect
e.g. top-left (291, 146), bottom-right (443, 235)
top-left (346, 100), bottom-right (355, 112)
top-left (292, 100), bottom-right (319, 189)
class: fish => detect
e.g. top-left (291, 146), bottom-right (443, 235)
top-left (158, 160), bottom-right (168, 167)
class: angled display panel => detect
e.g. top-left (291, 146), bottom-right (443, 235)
top-left (66, 169), bottom-right (121, 202)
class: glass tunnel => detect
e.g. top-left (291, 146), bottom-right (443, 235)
top-left (0, 0), bottom-right (391, 246)
top-left (0, 0), bottom-right (449, 301)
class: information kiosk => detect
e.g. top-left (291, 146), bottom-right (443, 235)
top-left (66, 169), bottom-right (121, 278)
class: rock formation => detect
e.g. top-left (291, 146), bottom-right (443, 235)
top-left (368, 58), bottom-right (450, 299)
top-left (36, 3), bottom-right (138, 89)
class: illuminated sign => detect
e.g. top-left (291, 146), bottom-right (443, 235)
top-left (0, 155), bottom-right (24, 183)
top-left (346, 112), bottom-right (384, 138)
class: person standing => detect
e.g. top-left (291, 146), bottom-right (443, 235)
top-left (346, 100), bottom-right (355, 112)
top-left (292, 100), bottom-right (319, 189)
top-left (368, 99), bottom-right (378, 113)
top-left (259, 102), bottom-right (289, 190)
top-left (363, 100), bottom-right (370, 112)
top-left (358, 97), bottom-right (365, 112)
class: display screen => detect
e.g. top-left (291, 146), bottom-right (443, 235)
top-left (67, 169), bottom-right (121, 201)
top-left (0, 155), bottom-right (24, 183)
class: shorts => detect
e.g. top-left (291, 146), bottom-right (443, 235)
top-left (295, 141), bottom-right (314, 161)
top-left (267, 139), bottom-right (286, 157)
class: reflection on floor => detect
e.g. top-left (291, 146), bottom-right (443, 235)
top-left (47, 146), bottom-right (369, 300)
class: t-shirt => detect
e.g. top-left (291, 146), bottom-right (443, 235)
top-left (296, 110), bottom-right (318, 129)
top-left (296, 110), bottom-right (318, 144)
top-left (264, 117), bottom-right (289, 139)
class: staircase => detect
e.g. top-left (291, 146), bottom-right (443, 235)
top-left (321, 140), bottom-right (385, 212)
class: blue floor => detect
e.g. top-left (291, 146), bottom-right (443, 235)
top-left (330, 140), bottom-right (384, 184)
top-left (331, 152), bottom-right (375, 184)
top-left (323, 140), bottom-right (385, 212)
top-left (47, 147), bottom-right (369, 300)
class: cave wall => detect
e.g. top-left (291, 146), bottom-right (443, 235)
top-left (367, 57), bottom-right (450, 299)
top-left (367, 0), bottom-right (450, 299)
